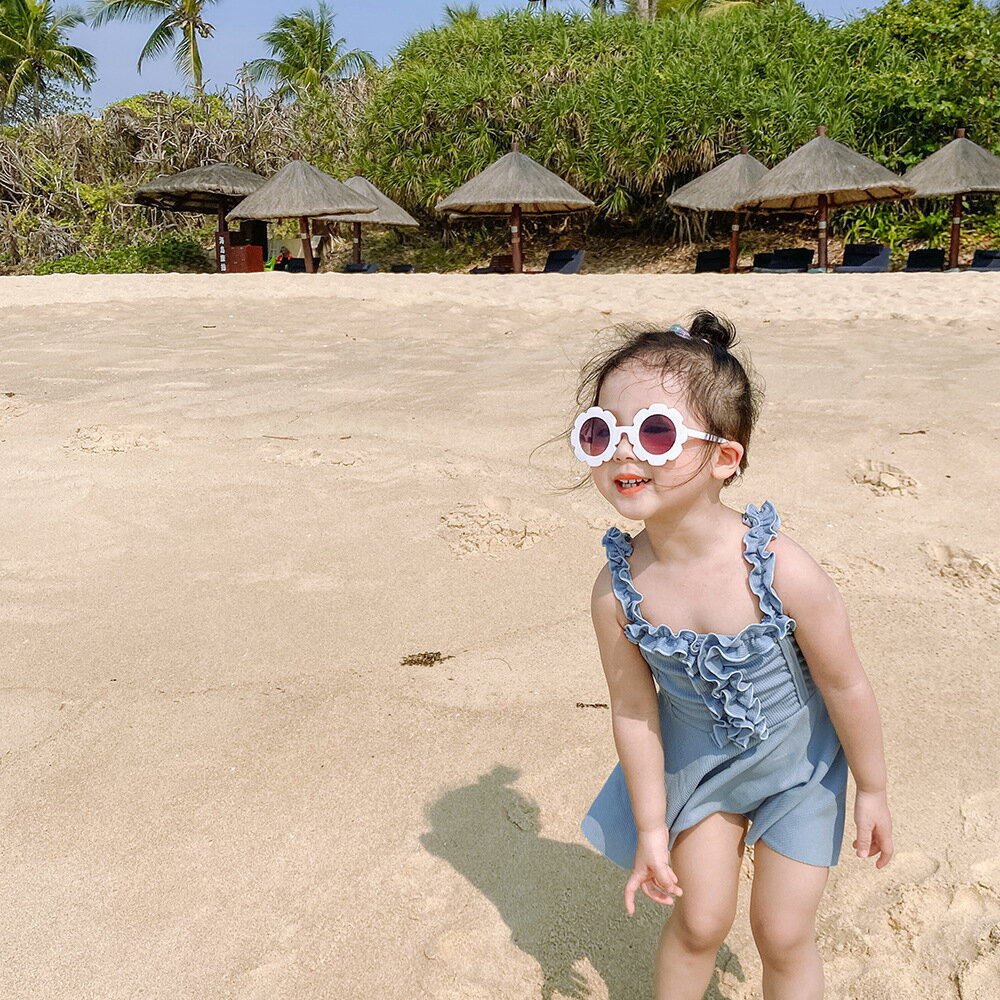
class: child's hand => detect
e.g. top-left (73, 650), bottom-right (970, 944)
top-left (853, 789), bottom-right (894, 868)
top-left (625, 826), bottom-right (682, 915)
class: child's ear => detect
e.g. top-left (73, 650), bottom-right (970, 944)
top-left (711, 440), bottom-right (744, 481)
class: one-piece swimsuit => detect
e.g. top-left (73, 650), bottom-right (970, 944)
top-left (581, 501), bottom-right (847, 869)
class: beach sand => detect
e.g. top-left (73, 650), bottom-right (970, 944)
top-left (0, 272), bottom-right (997, 1000)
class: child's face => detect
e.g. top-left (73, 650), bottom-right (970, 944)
top-left (591, 363), bottom-right (718, 520)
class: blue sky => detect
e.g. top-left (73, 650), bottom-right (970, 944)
top-left (68, 0), bottom-right (872, 112)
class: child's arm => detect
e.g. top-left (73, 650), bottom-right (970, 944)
top-left (592, 569), bottom-right (683, 912)
top-left (772, 536), bottom-right (894, 868)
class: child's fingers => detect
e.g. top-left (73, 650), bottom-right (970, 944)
top-left (642, 880), bottom-right (676, 906)
top-left (623, 870), bottom-right (643, 916)
top-left (853, 825), bottom-right (873, 859)
top-left (872, 828), bottom-right (894, 868)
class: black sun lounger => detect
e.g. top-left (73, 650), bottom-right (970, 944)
top-left (835, 243), bottom-right (890, 273)
top-left (752, 248), bottom-right (813, 273)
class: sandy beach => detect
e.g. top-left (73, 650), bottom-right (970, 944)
top-left (0, 272), bottom-right (997, 1000)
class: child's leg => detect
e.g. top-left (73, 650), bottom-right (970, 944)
top-left (748, 841), bottom-right (830, 1000)
top-left (655, 812), bottom-right (746, 1000)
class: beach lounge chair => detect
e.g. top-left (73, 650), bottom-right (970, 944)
top-left (835, 243), bottom-right (890, 273)
top-left (971, 249), bottom-right (1000, 271)
top-left (694, 249), bottom-right (730, 273)
top-left (390, 263), bottom-right (417, 273)
top-left (904, 248), bottom-right (945, 272)
top-left (752, 248), bottom-right (813, 273)
top-left (541, 249), bottom-right (585, 274)
top-left (344, 261), bottom-right (380, 273)
top-left (470, 254), bottom-right (514, 274)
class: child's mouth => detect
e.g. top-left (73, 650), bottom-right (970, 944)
top-left (615, 477), bottom-right (650, 495)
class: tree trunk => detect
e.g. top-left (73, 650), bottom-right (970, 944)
top-left (635, 0), bottom-right (653, 20)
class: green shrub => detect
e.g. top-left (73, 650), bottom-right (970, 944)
top-left (35, 235), bottom-right (212, 275)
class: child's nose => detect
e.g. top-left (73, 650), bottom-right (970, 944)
top-left (613, 431), bottom-right (636, 460)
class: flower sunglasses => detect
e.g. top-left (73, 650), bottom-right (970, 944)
top-left (571, 404), bottom-right (728, 467)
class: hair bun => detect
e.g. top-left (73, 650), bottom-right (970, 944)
top-left (688, 311), bottom-right (737, 353)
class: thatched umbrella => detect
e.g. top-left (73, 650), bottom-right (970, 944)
top-left (666, 147), bottom-right (769, 273)
top-left (135, 163), bottom-right (267, 272)
top-left (227, 159), bottom-right (376, 274)
top-left (319, 176), bottom-right (419, 266)
top-left (437, 146), bottom-right (594, 273)
top-left (903, 128), bottom-right (1000, 269)
top-left (737, 126), bottom-right (914, 270)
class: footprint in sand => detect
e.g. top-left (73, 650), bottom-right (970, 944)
top-left (1, 397), bottom-right (29, 425)
top-left (262, 445), bottom-right (364, 468)
top-left (852, 459), bottom-right (918, 497)
top-left (924, 542), bottom-right (999, 603)
top-left (64, 425), bottom-right (164, 453)
top-left (819, 554), bottom-right (886, 588)
top-left (441, 497), bottom-right (563, 556)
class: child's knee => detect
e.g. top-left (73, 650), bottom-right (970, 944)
top-left (670, 899), bottom-right (736, 953)
top-left (749, 909), bottom-right (815, 963)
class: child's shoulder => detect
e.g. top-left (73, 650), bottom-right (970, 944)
top-left (769, 527), bottom-right (841, 613)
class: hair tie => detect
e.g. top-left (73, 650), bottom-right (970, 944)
top-left (669, 323), bottom-right (711, 345)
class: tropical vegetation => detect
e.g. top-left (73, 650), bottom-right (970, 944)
top-left (2, 0), bottom-right (1000, 273)
top-left (244, 2), bottom-right (375, 103)
top-left (0, 0), bottom-right (95, 121)
top-left (87, 0), bottom-right (221, 94)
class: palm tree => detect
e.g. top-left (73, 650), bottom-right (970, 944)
top-left (87, 0), bottom-right (220, 94)
top-left (245, 2), bottom-right (375, 103)
top-left (0, 0), bottom-right (95, 119)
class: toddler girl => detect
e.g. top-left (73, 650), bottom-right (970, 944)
top-left (575, 312), bottom-right (892, 1000)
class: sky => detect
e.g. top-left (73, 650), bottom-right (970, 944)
top-left (67, 0), bottom-right (872, 113)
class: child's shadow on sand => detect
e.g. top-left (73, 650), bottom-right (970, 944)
top-left (421, 765), bottom-right (743, 1000)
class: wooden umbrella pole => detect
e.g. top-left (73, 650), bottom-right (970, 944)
top-left (949, 192), bottom-right (963, 270)
top-left (729, 212), bottom-right (741, 273)
top-left (817, 193), bottom-right (829, 270)
top-left (301, 216), bottom-right (316, 274)
top-left (353, 221), bottom-right (363, 265)
top-left (215, 201), bottom-right (229, 274)
top-left (511, 203), bottom-right (524, 273)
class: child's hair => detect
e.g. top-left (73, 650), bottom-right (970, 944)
top-left (575, 311), bottom-right (762, 486)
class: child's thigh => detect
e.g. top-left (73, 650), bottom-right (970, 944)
top-left (748, 840), bottom-right (829, 947)
top-left (669, 812), bottom-right (747, 930)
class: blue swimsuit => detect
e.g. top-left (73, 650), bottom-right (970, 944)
top-left (581, 502), bottom-right (847, 869)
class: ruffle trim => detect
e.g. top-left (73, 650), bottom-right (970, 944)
top-left (602, 503), bottom-right (794, 750)
top-left (742, 501), bottom-right (785, 620)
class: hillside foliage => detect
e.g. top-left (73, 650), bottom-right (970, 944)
top-left (3, 0), bottom-right (1000, 271)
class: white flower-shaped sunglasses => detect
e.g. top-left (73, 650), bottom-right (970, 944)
top-left (571, 404), bottom-right (728, 467)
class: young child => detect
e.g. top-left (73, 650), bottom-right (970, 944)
top-left (575, 312), bottom-right (893, 1000)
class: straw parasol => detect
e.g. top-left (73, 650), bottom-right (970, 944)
top-left (319, 176), bottom-right (419, 266)
top-left (903, 128), bottom-right (1000, 269)
top-left (135, 162), bottom-right (266, 217)
top-left (737, 126), bottom-right (914, 270)
top-left (666, 147), bottom-right (769, 272)
top-left (227, 159), bottom-right (377, 273)
top-left (437, 146), bottom-right (594, 273)
top-left (135, 163), bottom-right (268, 271)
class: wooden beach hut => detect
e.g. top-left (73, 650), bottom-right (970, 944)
top-left (437, 147), bottom-right (594, 273)
top-left (227, 159), bottom-right (376, 274)
top-left (319, 176), bottom-right (419, 269)
top-left (737, 126), bottom-right (914, 271)
top-left (134, 162), bottom-right (266, 273)
top-left (666, 148), bottom-right (769, 273)
top-left (903, 128), bottom-right (1000, 270)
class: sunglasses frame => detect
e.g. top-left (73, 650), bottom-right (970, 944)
top-left (571, 404), bottom-right (729, 467)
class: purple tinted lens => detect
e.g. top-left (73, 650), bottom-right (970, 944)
top-left (580, 416), bottom-right (611, 456)
top-left (638, 413), bottom-right (677, 455)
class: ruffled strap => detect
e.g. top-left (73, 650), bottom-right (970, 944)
top-left (601, 527), bottom-right (645, 624)
top-left (742, 501), bottom-right (785, 621)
